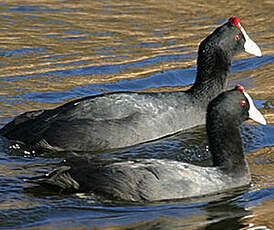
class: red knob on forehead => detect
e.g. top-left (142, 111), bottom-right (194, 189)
top-left (236, 84), bottom-right (245, 93)
top-left (229, 16), bottom-right (241, 30)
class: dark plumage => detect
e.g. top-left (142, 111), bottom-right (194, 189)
top-left (0, 17), bottom-right (262, 152)
top-left (30, 85), bottom-right (266, 202)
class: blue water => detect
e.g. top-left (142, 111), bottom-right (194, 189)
top-left (0, 1), bottom-right (273, 229)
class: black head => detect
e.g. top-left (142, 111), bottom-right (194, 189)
top-left (192, 17), bottom-right (262, 96)
top-left (207, 85), bottom-right (266, 128)
top-left (199, 17), bottom-right (261, 64)
top-left (206, 85), bottom-right (266, 169)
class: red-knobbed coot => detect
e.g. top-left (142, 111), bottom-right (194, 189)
top-left (30, 85), bottom-right (266, 201)
top-left (0, 17), bottom-right (262, 152)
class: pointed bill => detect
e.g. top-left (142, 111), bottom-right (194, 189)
top-left (239, 23), bottom-right (262, 57)
top-left (243, 91), bottom-right (266, 125)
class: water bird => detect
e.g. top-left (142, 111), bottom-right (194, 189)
top-left (0, 17), bottom-right (262, 152)
top-left (30, 85), bottom-right (267, 202)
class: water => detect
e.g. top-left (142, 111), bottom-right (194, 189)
top-left (0, 0), bottom-right (273, 229)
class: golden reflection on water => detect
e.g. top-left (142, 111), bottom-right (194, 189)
top-left (0, 0), bottom-right (273, 93)
top-left (241, 199), bottom-right (274, 230)
top-left (0, 0), bottom-right (273, 229)
top-left (248, 146), bottom-right (274, 189)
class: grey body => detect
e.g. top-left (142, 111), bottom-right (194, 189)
top-left (0, 90), bottom-right (211, 151)
top-left (47, 157), bottom-right (250, 202)
top-left (36, 92), bottom-right (203, 150)
top-left (93, 159), bottom-right (250, 201)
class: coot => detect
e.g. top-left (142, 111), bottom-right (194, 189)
top-left (0, 17), bottom-right (262, 152)
top-left (31, 85), bottom-right (267, 201)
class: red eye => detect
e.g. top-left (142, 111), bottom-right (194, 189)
top-left (235, 34), bottom-right (240, 40)
top-left (241, 100), bottom-right (247, 106)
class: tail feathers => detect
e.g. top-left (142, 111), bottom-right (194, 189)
top-left (29, 166), bottom-right (80, 190)
top-left (0, 110), bottom-right (44, 136)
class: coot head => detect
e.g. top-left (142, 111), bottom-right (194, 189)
top-left (207, 84), bottom-right (266, 127)
top-left (199, 17), bottom-right (261, 60)
top-left (194, 17), bottom-right (261, 95)
top-left (206, 85), bottom-right (266, 170)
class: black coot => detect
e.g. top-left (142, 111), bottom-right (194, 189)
top-left (30, 85), bottom-right (267, 202)
top-left (0, 17), bottom-right (262, 152)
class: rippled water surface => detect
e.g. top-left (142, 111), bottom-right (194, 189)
top-left (0, 0), bottom-right (273, 229)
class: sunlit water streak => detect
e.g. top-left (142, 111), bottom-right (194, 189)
top-left (0, 0), bottom-right (273, 229)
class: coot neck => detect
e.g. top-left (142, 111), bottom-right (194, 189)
top-left (206, 119), bottom-right (248, 175)
top-left (188, 46), bottom-right (232, 104)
